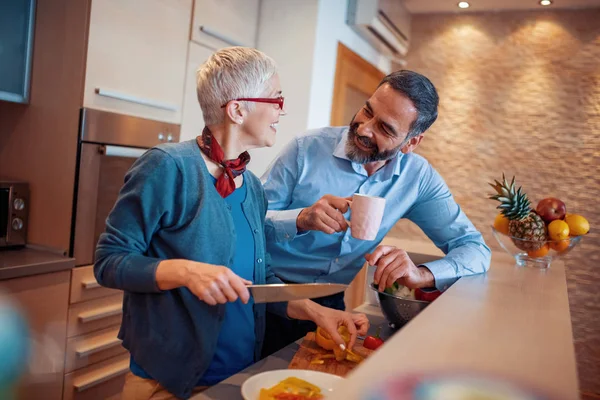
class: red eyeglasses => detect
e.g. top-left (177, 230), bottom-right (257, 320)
top-left (221, 96), bottom-right (285, 110)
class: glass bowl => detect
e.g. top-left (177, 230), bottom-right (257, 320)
top-left (491, 226), bottom-right (584, 269)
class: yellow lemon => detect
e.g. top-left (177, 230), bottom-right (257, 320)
top-left (493, 213), bottom-right (510, 235)
top-left (548, 220), bottom-right (569, 241)
top-left (564, 214), bottom-right (590, 236)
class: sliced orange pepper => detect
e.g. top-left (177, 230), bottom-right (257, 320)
top-left (314, 326), bottom-right (350, 351)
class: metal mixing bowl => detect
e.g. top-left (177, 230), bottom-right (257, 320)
top-left (371, 284), bottom-right (430, 329)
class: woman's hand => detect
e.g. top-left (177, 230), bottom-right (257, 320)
top-left (351, 313), bottom-right (370, 336)
top-left (313, 306), bottom-right (359, 350)
top-left (156, 260), bottom-right (252, 305)
top-left (287, 300), bottom-right (369, 350)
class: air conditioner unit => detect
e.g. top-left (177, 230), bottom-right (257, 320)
top-left (347, 0), bottom-right (411, 62)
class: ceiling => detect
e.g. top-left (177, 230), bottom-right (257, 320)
top-left (402, 0), bottom-right (600, 13)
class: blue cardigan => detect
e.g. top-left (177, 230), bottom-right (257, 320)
top-left (94, 140), bottom-right (287, 399)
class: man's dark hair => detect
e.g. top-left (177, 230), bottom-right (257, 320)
top-left (379, 70), bottom-right (439, 140)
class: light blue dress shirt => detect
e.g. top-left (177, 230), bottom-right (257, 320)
top-left (262, 127), bottom-right (491, 291)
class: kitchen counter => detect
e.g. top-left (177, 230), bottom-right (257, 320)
top-left (193, 239), bottom-right (579, 400)
top-left (334, 241), bottom-right (579, 400)
top-left (192, 312), bottom-right (391, 400)
top-left (0, 245), bottom-right (75, 280)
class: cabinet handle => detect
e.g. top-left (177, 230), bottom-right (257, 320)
top-left (78, 304), bottom-right (122, 323)
top-left (95, 87), bottom-right (178, 111)
top-left (76, 337), bottom-right (123, 358)
top-left (81, 279), bottom-right (100, 289)
top-left (73, 359), bottom-right (129, 392)
top-left (199, 25), bottom-right (248, 47)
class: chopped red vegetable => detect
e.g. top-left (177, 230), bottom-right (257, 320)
top-left (363, 326), bottom-right (384, 350)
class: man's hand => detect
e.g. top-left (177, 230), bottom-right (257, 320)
top-left (156, 260), bottom-right (252, 306)
top-left (296, 194), bottom-right (350, 234)
top-left (365, 245), bottom-right (435, 291)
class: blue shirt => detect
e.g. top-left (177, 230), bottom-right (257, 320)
top-left (262, 127), bottom-right (491, 291)
top-left (199, 177), bottom-right (256, 385)
top-left (130, 177), bottom-right (256, 386)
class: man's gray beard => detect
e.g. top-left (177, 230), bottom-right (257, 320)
top-left (345, 136), bottom-right (404, 164)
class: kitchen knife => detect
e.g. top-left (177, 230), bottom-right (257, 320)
top-left (247, 283), bottom-right (348, 303)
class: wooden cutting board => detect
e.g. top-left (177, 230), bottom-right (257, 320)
top-left (288, 332), bottom-right (374, 377)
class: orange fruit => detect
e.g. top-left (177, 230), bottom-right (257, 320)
top-left (564, 214), bottom-right (590, 236)
top-left (549, 239), bottom-right (570, 252)
top-left (493, 213), bottom-right (510, 235)
top-left (528, 244), bottom-right (550, 258)
top-left (548, 220), bottom-right (569, 241)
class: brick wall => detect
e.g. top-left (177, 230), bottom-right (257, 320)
top-left (389, 8), bottom-right (600, 395)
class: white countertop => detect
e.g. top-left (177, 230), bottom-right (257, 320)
top-left (331, 240), bottom-right (579, 399)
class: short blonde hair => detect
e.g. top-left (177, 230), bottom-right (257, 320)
top-left (196, 47), bottom-right (278, 125)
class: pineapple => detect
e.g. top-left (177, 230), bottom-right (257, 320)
top-left (489, 174), bottom-right (547, 251)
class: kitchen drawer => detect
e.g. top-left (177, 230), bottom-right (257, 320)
top-left (65, 325), bottom-right (127, 373)
top-left (70, 265), bottom-right (120, 304)
top-left (67, 293), bottom-right (123, 338)
top-left (63, 353), bottom-right (129, 400)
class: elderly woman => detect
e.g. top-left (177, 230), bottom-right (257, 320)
top-left (94, 47), bottom-right (369, 400)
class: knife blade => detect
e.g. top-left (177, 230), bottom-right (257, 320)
top-left (247, 283), bottom-right (348, 303)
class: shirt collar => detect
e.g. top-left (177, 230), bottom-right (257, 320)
top-left (333, 128), bottom-right (404, 179)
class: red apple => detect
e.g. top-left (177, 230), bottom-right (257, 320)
top-left (536, 197), bottom-right (567, 223)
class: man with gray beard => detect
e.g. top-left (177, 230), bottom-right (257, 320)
top-left (260, 70), bottom-right (491, 357)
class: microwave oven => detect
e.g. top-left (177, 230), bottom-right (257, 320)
top-left (0, 180), bottom-right (29, 248)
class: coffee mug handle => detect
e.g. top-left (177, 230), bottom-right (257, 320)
top-left (345, 198), bottom-right (353, 228)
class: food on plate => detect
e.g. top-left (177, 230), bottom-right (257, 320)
top-left (363, 327), bottom-right (384, 350)
top-left (536, 197), bottom-right (567, 223)
top-left (259, 377), bottom-right (323, 400)
top-left (564, 213), bottom-right (590, 236)
top-left (489, 175), bottom-right (547, 251)
top-left (314, 326), bottom-right (364, 363)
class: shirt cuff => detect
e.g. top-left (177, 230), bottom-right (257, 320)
top-left (271, 208), bottom-right (306, 242)
top-left (267, 301), bottom-right (290, 319)
top-left (421, 259), bottom-right (458, 292)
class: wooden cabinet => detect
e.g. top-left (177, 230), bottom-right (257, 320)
top-left (63, 353), bottom-right (129, 400)
top-left (191, 0), bottom-right (260, 49)
top-left (70, 265), bottom-right (120, 304)
top-left (84, 0), bottom-right (192, 123)
top-left (63, 266), bottom-right (127, 399)
top-left (0, 271), bottom-right (70, 400)
top-left (179, 42), bottom-right (215, 142)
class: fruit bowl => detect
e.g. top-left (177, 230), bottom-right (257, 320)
top-left (491, 226), bottom-right (584, 269)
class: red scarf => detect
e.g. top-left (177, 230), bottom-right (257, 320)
top-left (196, 127), bottom-right (251, 198)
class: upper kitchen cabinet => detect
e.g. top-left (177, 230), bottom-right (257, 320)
top-left (0, 0), bottom-right (36, 104)
top-left (179, 42), bottom-right (214, 142)
top-left (83, 0), bottom-right (192, 124)
top-left (191, 0), bottom-right (259, 50)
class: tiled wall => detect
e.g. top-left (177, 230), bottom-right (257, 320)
top-left (389, 9), bottom-right (600, 395)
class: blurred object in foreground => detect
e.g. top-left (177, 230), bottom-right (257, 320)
top-left (0, 292), bottom-right (30, 400)
top-left (359, 371), bottom-right (555, 400)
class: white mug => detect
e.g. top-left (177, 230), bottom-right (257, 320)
top-left (347, 194), bottom-right (386, 241)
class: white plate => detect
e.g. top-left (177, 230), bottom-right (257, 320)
top-left (241, 369), bottom-right (345, 400)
